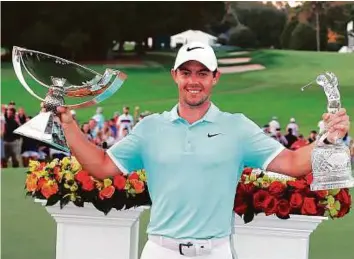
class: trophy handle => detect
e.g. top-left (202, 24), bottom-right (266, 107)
top-left (12, 47), bottom-right (45, 102)
top-left (66, 70), bottom-right (127, 109)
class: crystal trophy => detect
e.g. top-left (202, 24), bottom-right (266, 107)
top-left (12, 46), bottom-right (127, 153)
top-left (302, 72), bottom-right (354, 191)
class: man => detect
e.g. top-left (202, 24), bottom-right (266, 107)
top-left (286, 117), bottom-right (299, 136)
top-left (3, 108), bottom-right (21, 167)
top-left (269, 116), bottom-right (280, 135)
top-left (308, 130), bottom-right (318, 144)
top-left (284, 128), bottom-right (298, 149)
top-left (49, 42), bottom-right (350, 259)
top-left (116, 105), bottom-right (134, 137)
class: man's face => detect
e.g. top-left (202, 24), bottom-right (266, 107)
top-left (171, 61), bottom-right (220, 107)
top-left (18, 108), bottom-right (24, 115)
top-left (123, 107), bottom-right (129, 114)
top-left (6, 109), bottom-right (14, 118)
top-left (89, 119), bottom-right (96, 128)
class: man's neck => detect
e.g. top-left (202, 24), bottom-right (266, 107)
top-left (177, 101), bottom-right (211, 124)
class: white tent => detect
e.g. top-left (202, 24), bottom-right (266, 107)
top-left (170, 30), bottom-right (217, 48)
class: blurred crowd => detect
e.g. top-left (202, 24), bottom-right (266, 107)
top-left (263, 116), bottom-right (354, 155)
top-left (0, 102), bottom-right (151, 168)
top-left (1, 103), bottom-right (354, 168)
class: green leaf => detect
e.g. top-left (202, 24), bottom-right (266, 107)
top-left (334, 201), bottom-right (341, 211)
top-left (46, 194), bottom-right (60, 206)
top-left (243, 208), bottom-right (255, 224)
top-left (324, 210), bottom-right (330, 217)
top-left (327, 195), bottom-right (335, 205)
top-left (330, 208), bottom-right (338, 217)
top-left (329, 189), bottom-right (340, 196)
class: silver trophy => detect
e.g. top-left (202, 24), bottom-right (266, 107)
top-left (302, 72), bottom-right (354, 191)
top-left (12, 46), bottom-right (127, 153)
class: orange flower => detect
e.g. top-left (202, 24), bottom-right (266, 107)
top-left (113, 175), bottom-right (126, 190)
top-left (37, 178), bottom-right (48, 190)
top-left (130, 179), bottom-right (145, 194)
top-left (99, 186), bottom-right (115, 200)
top-left (25, 174), bottom-right (38, 192)
top-left (41, 181), bottom-right (59, 199)
top-left (75, 170), bottom-right (90, 183)
top-left (128, 172), bottom-right (139, 181)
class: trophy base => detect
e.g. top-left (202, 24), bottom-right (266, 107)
top-left (310, 179), bottom-right (354, 191)
top-left (14, 112), bottom-right (70, 153)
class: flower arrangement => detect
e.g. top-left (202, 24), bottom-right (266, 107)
top-left (234, 168), bottom-right (352, 223)
top-left (25, 157), bottom-right (151, 214)
top-left (25, 158), bottom-right (352, 223)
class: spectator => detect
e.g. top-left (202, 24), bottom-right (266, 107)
top-left (109, 119), bottom-right (118, 139)
top-left (81, 122), bottom-right (93, 142)
top-left (269, 116), bottom-right (280, 135)
top-left (290, 134), bottom-right (308, 150)
top-left (262, 124), bottom-right (271, 136)
top-left (286, 118), bottom-right (299, 136)
top-left (117, 127), bottom-right (130, 142)
top-left (284, 128), bottom-right (298, 149)
top-left (116, 106), bottom-right (134, 138)
top-left (3, 108), bottom-right (21, 167)
top-left (88, 119), bottom-right (99, 139)
top-left (17, 107), bottom-right (27, 125)
top-left (92, 107), bottom-right (105, 130)
top-left (273, 128), bottom-right (288, 146)
top-left (307, 130), bottom-right (317, 144)
top-left (101, 121), bottom-right (115, 148)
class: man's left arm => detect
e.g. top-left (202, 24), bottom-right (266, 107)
top-left (267, 108), bottom-right (350, 178)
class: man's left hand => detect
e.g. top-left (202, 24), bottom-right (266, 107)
top-left (322, 108), bottom-right (350, 143)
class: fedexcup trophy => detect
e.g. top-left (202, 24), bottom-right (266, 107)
top-left (302, 72), bottom-right (354, 191)
top-left (12, 46), bottom-right (127, 153)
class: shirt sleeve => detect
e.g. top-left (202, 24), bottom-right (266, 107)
top-left (106, 118), bottom-right (146, 175)
top-left (241, 115), bottom-right (285, 170)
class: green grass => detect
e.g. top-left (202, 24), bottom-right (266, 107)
top-left (1, 49), bottom-right (354, 258)
top-left (1, 168), bottom-right (354, 259)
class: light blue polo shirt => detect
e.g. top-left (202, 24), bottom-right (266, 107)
top-left (107, 103), bottom-right (284, 239)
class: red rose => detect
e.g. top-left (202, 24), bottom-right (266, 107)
top-left (337, 205), bottom-right (350, 218)
top-left (264, 196), bottom-right (278, 216)
top-left (128, 172), bottom-right (139, 181)
top-left (253, 190), bottom-right (269, 210)
top-left (37, 178), bottom-right (47, 190)
top-left (315, 190), bottom-right (328, 199)
top-left (113, 175), bottom-right (127, 190)
top-left (236, 183), bottom-right (255, 196)
top-left (242, 167), bottom-right (253, 176)
top-left (277, 199), bottom-right (291, 217)
top-left (336, 189), bottom-right (351, 206)
top-left (290, 193), bottom-right (303, 209)
top-left (288, 179), bottom-right (307, 190)
top-left (301, 197), bottom-right (317, 215)
top-left (81, 178), bottom-right (95, 191)
top-left (99, 186), bottom-right (115, 200)
top-left (269, 182), bottom-right (286, 197)
top-left (234, 197), bottom-right (248, 215)
top-left (305, 173), bottom-right (313, 185)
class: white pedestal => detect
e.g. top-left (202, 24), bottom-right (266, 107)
top-left (232, 213), bottom-right (327, 259)
top-left (35, 199), bottom-right (148, 259)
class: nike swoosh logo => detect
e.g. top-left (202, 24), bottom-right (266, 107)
top-left (186, 46), bottom-right (204, 52)
top-left (208, 133), bottom-right (221, 138)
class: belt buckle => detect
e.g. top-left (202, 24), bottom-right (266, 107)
top-left (179, 242), bottom-right (195, 256)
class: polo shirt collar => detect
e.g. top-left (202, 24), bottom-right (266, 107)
top-left (169, 102), bottom-right (220, 123)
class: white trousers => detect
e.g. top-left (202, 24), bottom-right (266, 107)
top-left (141, 239), bottom-right (235, 259)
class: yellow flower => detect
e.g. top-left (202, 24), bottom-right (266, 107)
top-left (70, 156), bottom-right (82, 172)
top-left (48, 159), bottom-right (59, 169)
top-left (70, 182), bottom-right (78, 192)
top-left (63, 171), bottom-right (75, 181)
top-left (29, 160), bottom-right (40, 172)
top-left (61, 157), bottom-right (71, 169)
top-left (104, 179), bottom-right (112, 188)
top-left (137, 170), bottom-right (147, 182)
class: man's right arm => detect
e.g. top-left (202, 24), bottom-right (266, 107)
top-left (62, 120), bottom-right (120, 179)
